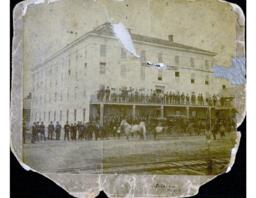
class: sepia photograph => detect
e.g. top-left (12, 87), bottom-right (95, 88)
top-left (11, 0), bottom-right (246, 196)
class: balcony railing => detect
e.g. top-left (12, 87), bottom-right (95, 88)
top-left (90, 94), bottom-right (233, 108)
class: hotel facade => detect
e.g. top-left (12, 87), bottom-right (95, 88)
top-left (30, 23), bottom-right (230, 125)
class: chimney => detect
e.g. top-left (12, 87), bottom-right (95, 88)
top-left (168, 35), bottom-right (174, 42)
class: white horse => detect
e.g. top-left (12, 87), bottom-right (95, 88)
top-left (120, 120), bottom-right (147, 140)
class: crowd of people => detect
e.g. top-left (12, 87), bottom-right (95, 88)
top-left (29, 112), bottom-right (235, 143)
top-left (96, 87), bottom-right (229, 106)
top-left (30, 120), bottom-right (116, 143)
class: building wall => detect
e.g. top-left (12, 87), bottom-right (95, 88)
top-left (30, 34), bottom-right (230, 125)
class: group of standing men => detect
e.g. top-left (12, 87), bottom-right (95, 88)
top-left (30, 121), bottom-right (104, 143)
top-left (31, 121), bottom-right (61, 143)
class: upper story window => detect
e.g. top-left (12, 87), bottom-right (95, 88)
top-left (83, 89), bottom-right (87, 98)
top-left (54, 92), bottom-right (57, 102)
top-left (175, 71), bottom-right (180, 77)
top-left (205, 75), bottom-right (209, 85)
top-left (67, 90), bottom-right (69, 101)
top-left (100, 44), bottom-right (106, 57)
top-left (74, 109), bottom-right (77, 121)
top-left (121, 64), bottom-right (126, 77)
top-left (84, 63), bottom-right (87, 76)
top-left (191, 73), bottom-right (195, 84)
top-left (68, 55), bottom-right (71, 75)
top-left (74, 87), bottom-right (77, 100)
top-left (158, 70), bottom-right (163, 81)
top-left (190, 57), bottom-right (195, 67)
top-left (75, 49), bottom-right (78, 61)
top-left (60, 91), bottom-right (63, 101)
top-left (205, 60), bottom-right (209, 70)
top-left (100, 62), bottom-right (106, 74)
top-left (158, 53), bottom-right (163, 63)
top-left (121, 48), bottom-right (127, 59)
top-left (175, 56), bottom-right (180, 65)
top-left (84, 49), bottom-right (87, 59)
top-left (59, 110), bottom-right (62, 121)
top-left (140, 50), bottom-right (146, 66)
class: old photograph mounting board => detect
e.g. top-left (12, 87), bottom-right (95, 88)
top-left (11, 0), bottom-right (245, 197)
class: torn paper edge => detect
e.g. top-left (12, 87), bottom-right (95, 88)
top-left (10, 0), bottom-right (246, 198)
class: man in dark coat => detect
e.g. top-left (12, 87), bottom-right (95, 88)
top-left (64, 121), bottom-right (70, 141)
top-left (78, 123), bottom-right (85, 140)
top-left (55, 121), bottom-right (61, 140)
top-left (48, 121), bottom-right (54, 140)
top-left (70, 124), bottom-right (74, 140)
top-left (40, 122), bottom-right (46, 141)
top-left (31, 122), bottom-right (37, 143)
top-left (73, 123), bottom-right (77, 140)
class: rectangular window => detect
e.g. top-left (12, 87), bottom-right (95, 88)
top-left (83, 108), bottom-right (86, 122)
top-left (100, 62), bottom-right (106, 74)
top-left (205, 75), bottom-right (209, 85)
top-left (74, 109), bottom-right (77, 121)
top-left (83, 89), bottom-right (86, 98)
top-left (84, 49), bottom-right (87, 59)
top-left (158, 53), bottom-right (163, 63)
top-left (60, 91), bottom-right (63, 101)
top-left (140, 50), bottom-right (146, 80)
top-left (75, 49), bottom-right (78, 61)
top-left (205, 60), bottom-right (209, 70)
top-left (158, 70), bottom-right (163, 81)
top-left (54, 111), bottom-right (56, 121)
top-left (175, 71), bottom-right (180, 77)
top-left (191, 73), bottom-right (195, 84)
top-left (140, 50), bottom-right (146, 66)
top-left (190, 57), bottom-right (195, 67)
top-left (66, 110), bottom-right (69, 121)
top-left (121, 48), bottom-right (127, 59)
top-left (67, 90), bottom-right (69, 101)
top-left (75, 87), bottom-right (77, 100)
top-left (60, 110), bottom-right (62, 121)
top-left (84, 63), bottom-right (87, 76)
top-left (121, 65), bottom-right (126, 77)
top-left (68, 56), bottom-right (71, 75)
top-left (100, 44), bottom-right (106, 57)
top-left (175, 56), bottom-right (180, 65)
top-left (48, 111), bottom-right (51, 122)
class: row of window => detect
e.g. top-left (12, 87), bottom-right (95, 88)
top-left (100, 44), bottom-right (211, 69)
top-left (33, 43), bottom-right (211, 83)
top-left (33, 89), bottom-right (87, 105)
top-left (32, 109), bottom-right (87, 123)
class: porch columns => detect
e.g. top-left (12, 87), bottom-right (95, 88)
top-left (132, 105), bottom-right (136, 119)
top-left (186, 106), bottom-right (190, 119)
top-left (209, 107), bottom-right (212, 130)
top-left (100, 103), bottom-right (104, 126)
top-left (160, 105), bottom-right (164, 118)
